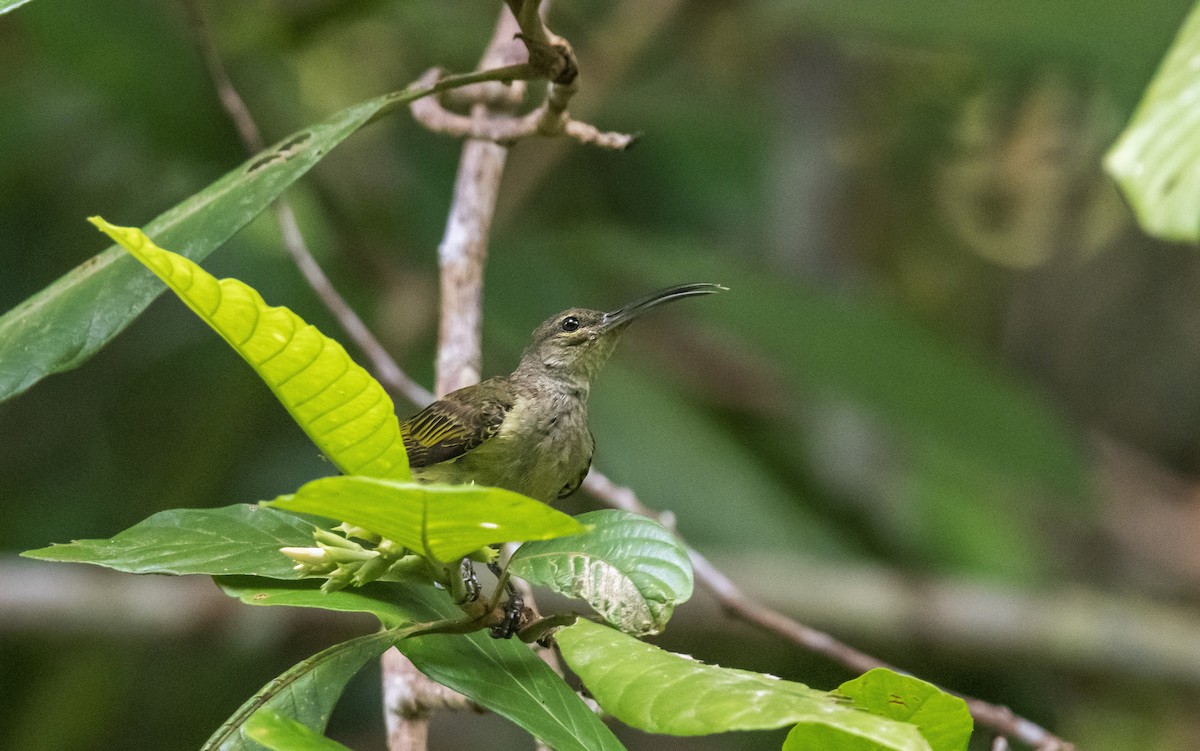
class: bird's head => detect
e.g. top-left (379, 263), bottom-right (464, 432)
top-left (517, 283), bottom-right (726, 385)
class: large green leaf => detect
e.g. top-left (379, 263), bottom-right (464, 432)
top-left (557, 619), bottom-right (929, 750)
top-left (244, 710), bottom-right (354, 751)
top-left (835, 670), bottom-right (972, 751)
top-left (21, 504), bottom-right (313, 579)
top-left (203, 629), bottom-right (396, 751)
top-left (91, 219), bottom-right (410, 480)
top-left (1106, 1), bottom-right (1200, 241)
top-left (221, 577), bottom-right (626, 751)
top-left (508, 509), bottom-right (692, 635)
top-left (0, 89), bottom-right (412, 405)
top-left (267, 475), bottom-right (586, 562)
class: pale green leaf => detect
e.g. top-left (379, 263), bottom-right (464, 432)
top-left (220, 577), bottom-right (626, 751)
top-left (557, 619), bottom-right (929, 750)
top-left (267, 475), bottom-right (586, 562)
top-left (1107, 1), bottom-right (1200, 241)
top-left (21, 504), bottom-right (314, 579)
top-left (0, 0), bottom-right (33, 14)
top-left (508, 509), bottom-right (692, 635)
top-left (0, 90), bottom-right (413, 404)
top-left (90, 218), bottom-right (410, 481)
top-left (836, 669), bottom-right (972, 751)
top-left (204, 629), bottom-right (395, 751)
top-left (244, 710), bottom-right (353, 751)
top-left (782, 723), bottom-right (915, 751)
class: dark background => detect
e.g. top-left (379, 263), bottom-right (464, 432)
top-left (2, 1), bottom-right (1199, 749)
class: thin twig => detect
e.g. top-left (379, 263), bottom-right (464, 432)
top-left (582, 470), bottom-right (1075, 751)
top-left (410, 0), bottom-right (634, 150)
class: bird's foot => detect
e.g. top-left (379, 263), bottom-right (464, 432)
top-left (490, 589), bottom-right (525, 639)
top-left (456, 558), bottom-right (481, 604)
top-left (487, 561), bottom-right (525, 639)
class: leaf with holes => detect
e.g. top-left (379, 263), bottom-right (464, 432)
top-left (1107, 2), bottom-right (1200, 241)
top-left (267, 475), bottom-right (586, 562)
top-left (507, 510), bottom-right (692, 635)
top-left (557, 619), bottom-right (929, 750)
top-left (90, 218), bottom-right (410, 480)
top-left (0, 88), bottom-right (423, 405)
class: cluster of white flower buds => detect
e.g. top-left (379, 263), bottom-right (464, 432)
top-left (280, 524), bottom-right (417, 593)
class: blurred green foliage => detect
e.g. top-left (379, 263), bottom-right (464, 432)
top-left (3, 0), bottom-right (1200, 750)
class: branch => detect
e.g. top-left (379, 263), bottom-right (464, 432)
top-left (410, 0), bottom-right (635, 151)
top-left (583, 470), bottom-right (1077, 751)
top-left (382, 6), bottom-right (529, 749)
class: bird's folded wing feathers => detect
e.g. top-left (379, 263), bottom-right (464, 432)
top-left (400, 388), bottom-right (511, 467)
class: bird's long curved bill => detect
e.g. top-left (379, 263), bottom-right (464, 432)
top-left (603, 282), bottom-right (727, 328)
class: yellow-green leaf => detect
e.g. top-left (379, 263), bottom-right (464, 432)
top-left (1106, 1), bottom-right (1200, 241)
top-left (267, 475), bottom-right (586, 562)
top-left (90, 218), bottom-right (410, 481)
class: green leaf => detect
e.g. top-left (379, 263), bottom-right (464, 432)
top-left (21, 504), bottom-right (314, 579)
top-left (557, 619), bottom-right (929, 750)
top-left (218, 577), bottom-right (432, 624)
top-left (90, 218), bottom-right (410, 481)
top-left (0, 89), bottom-right (413, 405)
top-left (1106, 1), bottom-right (1200, 241)
top-left (267, 475), bottom-right (586, 562)
top-left (221, 577), bottom-right (626, 751)
top-left (244, 709), bottom-right (354, 751)
top-left (508, 509), bottom-right (692, 635)
top-left (0, 0), bottom-right (33, 14)
top-left (835, 669), bottom-right (972, 751)
top-left (781, 723), bottom-right (917, 751)
top-left (203, 629), bottom-right (396, 751)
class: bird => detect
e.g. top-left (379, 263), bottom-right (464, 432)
top-left (399, 283), bottom-right (725, 504)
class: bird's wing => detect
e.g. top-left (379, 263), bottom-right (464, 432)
top-left (400, 383), bottom-right (512, 468)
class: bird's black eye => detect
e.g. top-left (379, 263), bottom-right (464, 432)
top-left (560, 316), bottom-right (580, 332)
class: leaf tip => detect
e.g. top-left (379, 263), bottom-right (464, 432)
top-left (87, 216), bottom-right (141, 249)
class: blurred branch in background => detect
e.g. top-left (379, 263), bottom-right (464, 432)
top-left (0, 558), bottom-right (372, 640)
top-left (7, 555), bottom-right (1198, 686)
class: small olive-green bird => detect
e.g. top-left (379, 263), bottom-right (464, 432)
top-left (400, 283), bottom-right (724, 503)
